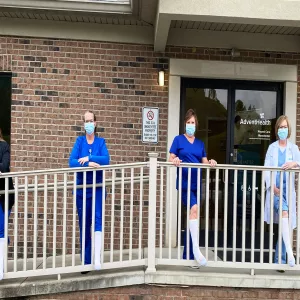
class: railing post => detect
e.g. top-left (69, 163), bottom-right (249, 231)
top-left (146, 152), bottom-right (158, 273)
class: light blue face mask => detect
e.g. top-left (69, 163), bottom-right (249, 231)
top-left (84, 122), bottom-right (95, 135)
top-left (186, 124), bottom-right (196, 137)
top-left (278, 128), bottom-right (288, 140)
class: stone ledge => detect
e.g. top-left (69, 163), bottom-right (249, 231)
top-left (1, 266), bottom-right (300, 298)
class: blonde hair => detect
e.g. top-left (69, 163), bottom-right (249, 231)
top-left (275, 115), bottom-right (291, 139)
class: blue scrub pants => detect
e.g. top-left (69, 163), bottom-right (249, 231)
top-left (76, 188), bottom-right (103, 264)
top-left (0, 203), bottom-right (11, 239)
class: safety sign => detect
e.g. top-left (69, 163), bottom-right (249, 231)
top-left (142, 107), bottom-right (159, 143)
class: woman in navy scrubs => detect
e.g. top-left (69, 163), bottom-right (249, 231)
top-left (169, 109), bottom-right (217, 266)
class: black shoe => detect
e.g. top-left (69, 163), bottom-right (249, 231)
top-left (276, 270), bottom-right (285, 273)
top-left (81, 271), bottom-right (90, 275)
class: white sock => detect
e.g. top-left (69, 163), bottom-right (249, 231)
top-left (282, 218), bottom-right (294, 261)
top-left (0, 238), bottom-right (5, 280)
top-left (94, 231), bottom-right (102, 270)
top-left (189, 219), bottom-right (205, 261)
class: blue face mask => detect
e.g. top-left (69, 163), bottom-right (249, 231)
top-left (186, 124), bottom-right (196, 137)
top-left (278, 128), bottom-right (288, 140)
top-left (84, 122), bottom-right (95, 135)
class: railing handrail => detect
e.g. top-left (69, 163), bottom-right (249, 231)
top-left (0, 162), bottom-right (148, 178)
top-left (158, 161), bottom-right (300, 172)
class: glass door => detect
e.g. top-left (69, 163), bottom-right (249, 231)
top-left (231, 86), bottom-right (282, 262)
top-left (181, 79), bottom-right (230, 249)
top-left (180, 79), bottom-right (283, 262)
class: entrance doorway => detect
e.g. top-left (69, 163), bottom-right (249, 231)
top-left (180, 78), bottom-right (283, 262)
top-left (0, 73), bottom-right (12, 144)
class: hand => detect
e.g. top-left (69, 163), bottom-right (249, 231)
top-left (78, 156), bottom-right (89, 165)
top-left (282, 161), bottom-right (297, 170)
top-left (274, 186), bottom-right (280, 197)
top-left (208, 159), bottom-right (217, 167)
top-left (172, 157), bottom-right (182, 167)
top-left (88, 162), bottom-right (101, 168)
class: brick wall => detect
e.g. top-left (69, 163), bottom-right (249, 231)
top-left (24, 284), bottom-right (300, 299)
top-left (1, 36), bottom-right (300, 258)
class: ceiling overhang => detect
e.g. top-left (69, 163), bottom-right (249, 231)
top-left (154, 0), bottom-right (300, 52)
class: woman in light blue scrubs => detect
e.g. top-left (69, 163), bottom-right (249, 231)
top-left (264, 115), bottom-right (300, 268)
top-left (169, 109), bottom-right (217, 266)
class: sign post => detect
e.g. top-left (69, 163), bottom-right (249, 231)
top-left (142, 107), bottom-right (159, 143)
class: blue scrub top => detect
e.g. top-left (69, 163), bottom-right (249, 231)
top-left (169, 134), bottom-right (207, 191)
top-left (69, 136), bottom-right (110, 197)
top-left (276, 148), bottom-right (287, 191)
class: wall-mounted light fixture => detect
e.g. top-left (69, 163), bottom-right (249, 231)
top-left (231, 48), bottom-right (241, 58)
top-left (158, 70), bottom-right (165, 86)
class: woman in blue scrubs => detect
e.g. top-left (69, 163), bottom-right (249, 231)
top-left (264, 115), bottom-right (300, 267)
top-left (0, 128), bottom-right (14, 280)
top-left (69, 111), bottom-right (110, 271)
top-left (169, 109), bottom-right (217, 266)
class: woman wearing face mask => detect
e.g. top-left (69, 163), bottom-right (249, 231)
top-left (264, 115), bottom-right (300, 268)
top-left (169, 109), bottom-right (217, 266)
top-left (69, 111), bottom-right (110, 271)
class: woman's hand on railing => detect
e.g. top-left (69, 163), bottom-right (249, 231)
top-left (208, 159), bottom-right (217, 167)
top-left (172, 157), bottom-right (182, 167)
top-left (282, 161), bottom-right (298, 170)
top-left (78, 156), bottom-right (89, 165)
top-left (88, 162), bottom-right (101, 168)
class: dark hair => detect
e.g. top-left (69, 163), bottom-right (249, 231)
top-left (83, 110), bottom-right (96, 122)
top-left (184, 109), bottom-right (198, 128)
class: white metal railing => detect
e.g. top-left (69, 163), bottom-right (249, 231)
top-left (0, 153), bottom-right (300, 280)
top-left (0, 162), bottom-right (148, 279)
top-left (156, 160), bottom-right (300, 272)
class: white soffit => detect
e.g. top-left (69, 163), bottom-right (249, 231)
top-left (167, 28), bottom-right (300, 53)
top-left (0, 17), bottom-right (153, 44)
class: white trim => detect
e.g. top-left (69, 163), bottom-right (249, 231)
top-left (0, 0), bottom-right (132, 13)
top-left (159, 0), bottom-right (300, 27)
top-left (167, 59), bottom-right (298, 246)
top-left (170, 59), bottom-right (298, 82)
top-left (0, 17), bottom-right (153, 44)
top-left (284, 82), bottom-right (298, 144)
top-left (166, 76), bottom-right (181, 247)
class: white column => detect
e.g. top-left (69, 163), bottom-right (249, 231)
top-left (284, 82), bottom-right (297, 144)
top-left (146, 152), bottom-right (158, 273)
top-left (166, 75), bottom-right (181, 248)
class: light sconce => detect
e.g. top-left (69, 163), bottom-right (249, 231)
top-left (158, 70), bottom-right (165, 86)
top-left (231, 48), bottom-right (241, 58)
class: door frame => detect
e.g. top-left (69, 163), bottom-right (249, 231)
top-left (179, 78), bottom-right (284, 251)
top-left (165, 59), bottom-right (297, 248)
top-left (180, 78), bottom-right (284, 165)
